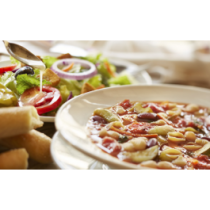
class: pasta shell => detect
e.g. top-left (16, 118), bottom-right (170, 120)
top-left (124, 145), bottom-right (159, 163)
top-left (183, 143), bottom-right (202, 151)
top-left (94, 108), bottom-right (120, 122)
top-left (148, 125), bottom-right (174, 136)
top-left (168, 132), bottom-right (186, 142)
top-left (172, 156), bottom-right (187, 167)
top-left (159, 148), bottom-right (182, 161)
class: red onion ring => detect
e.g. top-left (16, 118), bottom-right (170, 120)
top-left (50, 58), bottom-right (97, 80)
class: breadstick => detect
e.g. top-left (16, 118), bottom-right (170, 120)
top-left (0, 148), bottom-right (28, 169)
top-left (0, 130), bottom-right (52, 164)
top-left (0, 106), bottom-right (43, 139)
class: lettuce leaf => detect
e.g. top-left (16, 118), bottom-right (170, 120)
top-left (42, 56), bottom-right (58, 68)
top-left (34, 68), bottom-right (41, 77)
top-left (0, 69), bottom-right (52, 95)
top-left (108, 71), bottom-right (139, 86)
top-left (10, 56), bottom-right (21, 66)
top-left (108, 74), bottom-right (132, 86)
top-left (84, 74), bottom-right (102, 88)
top-left (84, 53), bottom-right (102, 64)
top-left (56, 78), bottom-right (81, 104)
top-left (96, 63), bottom-right (113, 86)
top-left (0, 71), bottom-right (17, 94)
top-left (16, 74), bottom-right (51, 94)
top-left (84, 53), bottom-right (116, 86)
top-left (59, 85), bottom-right (72, 103)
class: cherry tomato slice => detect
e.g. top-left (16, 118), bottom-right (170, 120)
top-left (19, 86), bottom-right (62, 115)
top-left (0, 64), bottom-right (17, 74)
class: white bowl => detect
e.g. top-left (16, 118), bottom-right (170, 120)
top-left (54, 84), bottom-right (210, 169)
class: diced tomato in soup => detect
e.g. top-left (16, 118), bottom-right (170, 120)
top-left (102, 137), bottom-right (122, 156)
top-left (127, 122), bottom-right (152, 134)
top-left (143, 103), bottom-right (165, 113)
top-left (119, 99), bottom-right (131, 109)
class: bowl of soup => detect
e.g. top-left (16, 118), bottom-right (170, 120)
top-left (54, 84), bottom-right (210, 169)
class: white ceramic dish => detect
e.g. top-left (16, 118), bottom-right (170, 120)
top-left (51, 131), bottom-right (109, 169)
top-left (0, 59), bottom-right (152, 123)
top-left (54, 84), bottom-right (210, 169)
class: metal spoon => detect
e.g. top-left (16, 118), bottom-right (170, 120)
top-left (3, 40), bottom-right (46, 71)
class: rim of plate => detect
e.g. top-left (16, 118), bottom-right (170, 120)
top-left (55, 84), bottom-right (210, 169)
top-left (51, 131), bottom-right (108, 170)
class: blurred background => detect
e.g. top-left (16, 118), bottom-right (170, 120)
top-left (1, 40), bottom-right (210, 88)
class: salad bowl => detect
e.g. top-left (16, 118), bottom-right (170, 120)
top-left (0, 58), bottom-right (152, 122)
top-left (54, 84), bottom-right (210, 169)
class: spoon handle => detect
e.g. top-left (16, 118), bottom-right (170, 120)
top-left (0, 52), bottom-right (9, 57)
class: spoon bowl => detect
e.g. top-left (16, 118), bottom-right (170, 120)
top-left (3, 41), bottom-right (46, 71)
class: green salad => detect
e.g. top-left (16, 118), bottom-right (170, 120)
top-left (0, 53), bottom-right (137, 116)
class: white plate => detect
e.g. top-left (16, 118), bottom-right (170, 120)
top-left (51, 131), bottom-right (109, 169)
top-left (55, 84), bottom-right (210, 169)
top-left (0, 59), bottom-right (152, 123)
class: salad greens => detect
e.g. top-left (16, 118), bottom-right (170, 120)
top-left (42, 53), bottom-right (133, 104)
top-left (0, 53), bottom-right (136, 114)
top-left (83, 54), bottom-right (117, 86)
top-left (0, 69), bottom-right (51, 95)
top-left (57, 78), bottom-right (81, 103)
top-left (0, 71), bottom-right (17, 95)
top-left (42, 56), bottom-right (59, 68)
top-left (10, 56), bottom-right (21, 66)
top-left (108, 74), bottom-right (132, 86)
top-left (56, 74), bottom-right (103, 103)
top-left (16, 74), bottom-right (51, 95)
top-left (85, 75), bottom-right (102, 88)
